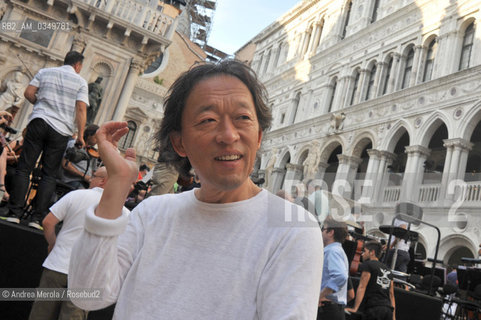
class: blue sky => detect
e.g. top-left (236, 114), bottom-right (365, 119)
top-left (207, 0), bottom-right (300, 55)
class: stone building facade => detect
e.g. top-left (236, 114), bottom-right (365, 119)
top-left (0, 0), bottom-right (206, 166)
top-left (121, 30), bottom-right (206, 166)
top-left (241, 0), bottom-right (481, 266)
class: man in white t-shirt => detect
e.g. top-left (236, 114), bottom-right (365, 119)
top-left (28, 167), bottom-right (109, 320)
top-left (69, 60), bottom-right (323, 319)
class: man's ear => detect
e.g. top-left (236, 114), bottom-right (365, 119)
top-left (257, 129), bottom-right (263, 150)
top-left (170, 132), bottom-right (186, 157)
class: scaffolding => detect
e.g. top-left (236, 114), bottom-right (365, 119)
top-left (185, 0), bottom-right (217, 48)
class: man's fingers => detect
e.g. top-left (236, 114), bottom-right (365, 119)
top-left (111, 127), bottom-right (129, 142)
top-left (97, 121), bottom-right (128, 138)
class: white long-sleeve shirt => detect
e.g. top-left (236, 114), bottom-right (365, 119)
top-left (69, 189), bottom-right (323, 320)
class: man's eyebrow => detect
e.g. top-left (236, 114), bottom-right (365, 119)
top-left (194, 105), bottom-right (215, 115)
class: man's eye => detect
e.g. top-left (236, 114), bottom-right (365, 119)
top-left (238, 115), bottom-right (251, 120)
top-left (200, 118), bottom-right (215, 124)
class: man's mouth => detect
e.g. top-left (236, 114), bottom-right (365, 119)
top-left (215, 155), bottom-right (242, 161)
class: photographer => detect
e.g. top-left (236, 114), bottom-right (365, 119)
top-left (61, 125), bottom-right (99, 190)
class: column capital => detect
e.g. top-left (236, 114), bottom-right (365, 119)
top-left (405, 145), bottom-right (431, 157)
top-left (443, 138), bottom-right (473, 151)
top-left (380, 150), bottom-right (397, 162)
top-left (318, 161), bottom-right (329, 169)
top-left (367, 149), bottom-right (382, 159)
top-left (339, 74), bottom-right (352, 81)
top-left (131, 60), bottom-right (144, 72)
top-left (376, 61), bottom-right (386, 67)
top-left (272, 167), bottom-right (285, 174)
top-left (337, 154), bottom-right (363, 167)
top-left (438, 30), bottom-right (457, 40)
top-left (286, 163), bottom-right (303, 172)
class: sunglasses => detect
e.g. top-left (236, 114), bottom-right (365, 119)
top-left (321, 226), bottom-right (331, 232)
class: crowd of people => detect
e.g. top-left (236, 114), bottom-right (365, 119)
top-left (1, 52), bottom-right (455, 320)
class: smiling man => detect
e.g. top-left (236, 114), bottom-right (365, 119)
top-left (69, 60), bottom-right (323, 319)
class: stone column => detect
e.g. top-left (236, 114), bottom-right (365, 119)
top-left (443, 138), bottom-right (473, 200)
top-left (316, 162), bottom-right (329, 184)
top-left (373, 61), bottom-right (385, 97)
top-left (270, 45), bottom-right (281, 71)
top-left (306, 26), bottom-right (317, 54)
top-left (338, 75), bottom-right (353, 109)
top-left (439, 139), bottom-right (454, 201)
top-left (389, 53), bottom-right (401, 93)
top-left (105, 0), bottom-right (115, 13)
top-left (415, 44), bottom-right (427, 83)
top-left (373, 151), bottom-right (396, 203)
top-left (301, 30), bottom-right (310, 56)
top-left (437, 30), bottom-right (459, 77)
top-left (312, 21), bottom-right (323, 53)
top-left (256, 52), bottom-right (266, 75)
top-left (264, 49), bottom-right (273, 75)
top-left (283, 163), bottom-right (304, 194)
top-left (333, 155), bottom-right (362, 199)
top-left (319, 84), bottom-right (331, 114)
top-left (271, 167), bottom-right (286, 193)
top-left (400, 145), bottom-right (431, 202)
top-left (361, 149), bottom-right (381, 202)
top-left (331, 75), bottom-right (347, 111)
top-left (297, 33), bottom-right (307, 57)
top-left (410, 45), bottom-right (424, 87)
top-left (112, 60), bottom-right (143, 121)
top-left (356, 68), bottom-right (369, 103)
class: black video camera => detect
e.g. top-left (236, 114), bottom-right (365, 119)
top-left (65, 146), bottom-right (89, 163)
top-left (0, 123), bottom-right (18, 135)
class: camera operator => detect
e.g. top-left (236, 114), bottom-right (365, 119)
top-left (61, 124), bottom-right (99, 190)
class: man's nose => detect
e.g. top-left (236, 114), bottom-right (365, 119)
top-left (216, 118), bottom-right (240, 144)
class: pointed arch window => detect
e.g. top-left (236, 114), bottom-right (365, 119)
top-left (290, 92), bottom-right (301, 124)
top-left (382, 57), bottom-right (393, 95)
top-left (119, 121), bottom-right (137, 149)
top-left (313, 19), bottom-right (324, 51)
top-left (341, 1), bottom-right (352, 40)
top-left (350, 70), bottom-right (360, 105)
top-left (262, 49), bottom-right (271, 74)
top-left (327, 78), bottom-right (337, 112)
top-left (459, 22), bottom-right (475, 71)
top-left (273, 44), bottom-right (282, 67)
top-left (423, 39), bottom-right (437, 82)
top-left (371, 0), bottom-right (380, 23)
top-left (401, 47), bottom-right (414, 89)
top-left (365, 64), bottom-right (377, 100)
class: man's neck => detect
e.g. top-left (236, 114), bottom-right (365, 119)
top-left (325, 239), bottom-right (337, 247)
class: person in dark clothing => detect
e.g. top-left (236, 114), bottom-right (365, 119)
top-left (346, 241), bottom-right (396, 320)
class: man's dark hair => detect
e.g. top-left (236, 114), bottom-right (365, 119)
top-left (364, 241), bottom-right (383, 258)
top-left (155, 59), bottom-right (272, 175)
top-left (64, 51), bottom-right (84, 66)
top-left (139, 164), bottom-right (149, 172)
top-left (323, 215), bottom-right (348, 243)
top-left (83, 124), bottom-right (99, 140)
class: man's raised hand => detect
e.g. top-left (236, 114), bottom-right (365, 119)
top-left (95, 121), bottom-right (139, 219)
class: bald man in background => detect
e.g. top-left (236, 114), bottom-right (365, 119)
top-left (29, 167), bottom-right (121, 320)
